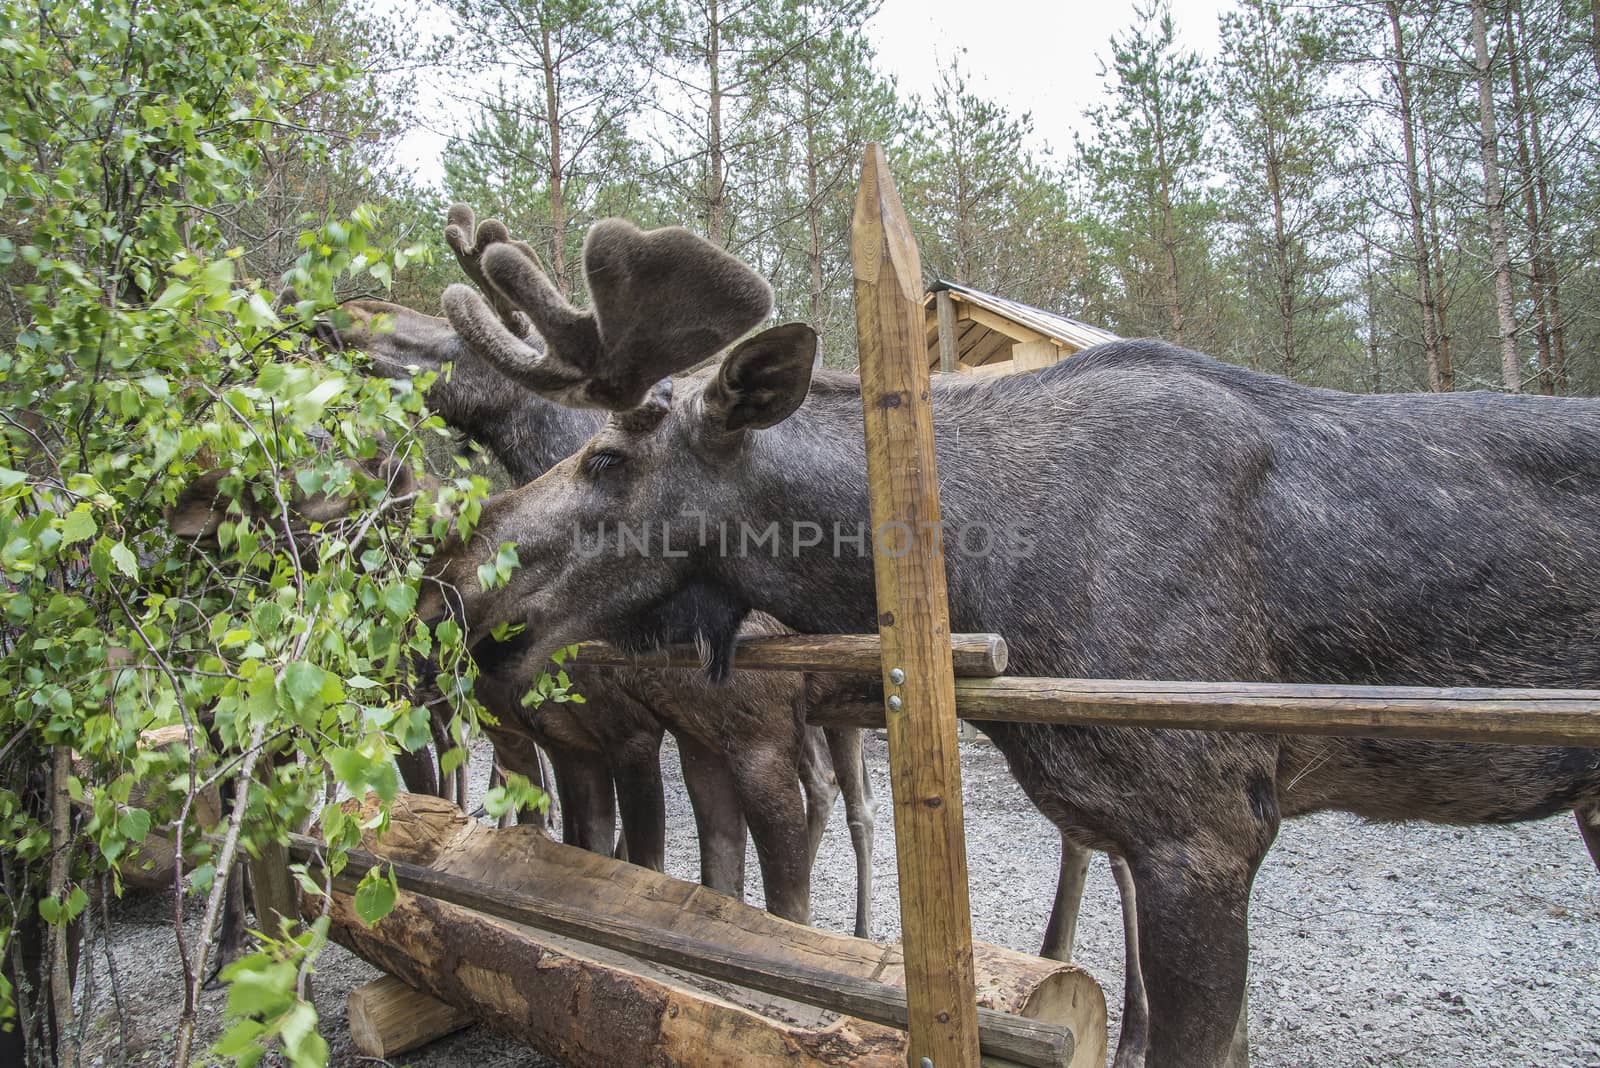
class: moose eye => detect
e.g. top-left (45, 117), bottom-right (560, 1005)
top-left (583, 450), bottom-right (627, 476)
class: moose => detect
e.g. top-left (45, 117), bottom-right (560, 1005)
top-left (407, 212), bottom-right (1600, 1067)
top-left (317, 208), bottom-right (878, 933)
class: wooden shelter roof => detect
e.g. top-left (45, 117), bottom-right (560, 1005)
top-left (923, 281), bottom-right (1118, 377)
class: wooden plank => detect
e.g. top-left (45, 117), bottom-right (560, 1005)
top-left (289, 795), bottom-right (1104, 1068)
top-left (1011, 340), bottom-right (1058, 373)
top-left (937, 290), bottom-right (960, 374)
top-left (966, 327), bottom-right (1018, 368)
top-left (954, 299), bottom-right (1053, 345)
top-left (348, 975), bottom-right (475, 1057)
top-left (249, 756), bottom-right (299, 942)
top-left (851, 143), bottom-right (982, 1068)
top-left (797, 676), bottom-right (1600, 746)
top-left (573, 632), bottom-right (1007, 677)
top-left (967, 359), bottom-right (1017, 379)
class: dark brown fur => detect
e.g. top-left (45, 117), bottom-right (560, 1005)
top-left (426, 224), bottom-right (1600, 1068)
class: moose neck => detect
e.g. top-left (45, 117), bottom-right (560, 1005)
top-left (426, 339), bottom-right (604, 483)
top-left (703, 377), bottom-right (897, 637)
top-left (694, 369), bottom-right (1063, 665)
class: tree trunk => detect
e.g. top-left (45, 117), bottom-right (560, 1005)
top-left (706, 0), bottom-right (726, 248)
top-left (1152, 105), bottom-right (1186, 346)
top-left (47, 745), bottom-right (78, 1068)
top-left (1592, 0), bottom-right (1600, 84)
top-left (1268, 148), bottom-right (1295, 379)
top-left (540, 20), bottom-right (570, 297)
top-left (1471, 0), bottom-right (1522, 392)
top-left (1384, 1), bottom-right (1445, 391)
top-left (1518, 0), bottom-right (1567, 390)
top-left (1363, 237), bottom-right (1382, 392)
top-left (1503, 0), bottom-right (1553, 393)
top-left (803, 58), bottom-right (825, 326)
top-left (1421, 122), bottom-right (1454, 392)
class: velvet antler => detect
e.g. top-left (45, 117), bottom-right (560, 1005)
top-left (441, 217), bottom-right (774, 412)
top-left (442, 204), bottom-right (544, 340)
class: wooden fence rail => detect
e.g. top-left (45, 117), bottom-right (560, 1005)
top-left (572, 632), bottom-right (1007, 676)
top-left (570, 636), bottom-right (1600, 747)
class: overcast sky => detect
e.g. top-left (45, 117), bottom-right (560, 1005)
top-left (392, 0), bottom-right (1233, 186)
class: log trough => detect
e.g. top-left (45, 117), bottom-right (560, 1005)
top-left (308, 794), bottom-right (1106, 1068)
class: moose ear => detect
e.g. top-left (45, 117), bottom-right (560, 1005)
top-left (701, 324), bottom-right (819, 434)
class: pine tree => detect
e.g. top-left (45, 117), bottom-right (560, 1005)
top-left (901, 57), bottom-right (1086, 314)
top-left (1217, 0), bottom-right (1354, 381)
top-left (440, 0), bottom-right (651, 295)
top-left (1081, 0), bottom-right (1221, 349)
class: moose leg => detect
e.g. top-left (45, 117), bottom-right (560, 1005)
top-left (1039, 833), bottom-right (1092, 962)
top-left (1110, 854), bottom-right (1150, 1068)
top-left (676, 735), bottom-right (747, 898)
top-left (1128, 859), bottom-right (1254, 1068)
top-left (798, 727), bottom-right (839, 866)
top-left (1226, 987), bottom-right (1251, 1068)
top-left (532, 747), bottom-right (558, 833)
top-left (393, 744), bottom-right (441, 798)
top-left (1576, 803), bottom-right (1600, 871)
top-left (429, 714), bottom-right (457, 807)
top-left (547, 746), bottom-right (617, 854)
top-left (728, 743), bottom-right (812, 925)
top-left (825, 726), bottom-right (876, 938)
top-left (611, 737), bottom-right (667, 873)
top-left (485, 763), bottom-right (512, 828)
top-left (205, 865), bottom-right (251, 989)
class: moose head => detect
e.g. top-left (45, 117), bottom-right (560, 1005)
top-left (413, 209), bottom-right (826, 672)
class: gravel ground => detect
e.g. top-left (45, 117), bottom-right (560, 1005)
top-left (81, 731), bottom-right (1600, 1068)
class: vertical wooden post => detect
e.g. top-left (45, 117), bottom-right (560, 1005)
top-left (851, 143), bottom-right (981, 1068)
top-left (250, 757), bottom-right (301, 962)
top-left (936, 290), bottom-right (960, 374)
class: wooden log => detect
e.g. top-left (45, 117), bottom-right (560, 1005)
top-left (798, 675), bottom-right (1600, 746)
top-left (77, 725), bottom-right (224, 890)
top-left (347, 975), bottom-right (475, 1058)
top-left (937, 289), bottom-right (960, 373)
top-left (572, 631), bottom-right (1007, 677)
top-left (248, 749), bottom-right (299, 940)
top-left (852, 142), bottom-right (982, 1067)
top-left (304, 795), bottom-right (1105, 1068)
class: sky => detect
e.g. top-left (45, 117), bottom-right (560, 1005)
top-left (390, 0), bottom-right (1233, 187)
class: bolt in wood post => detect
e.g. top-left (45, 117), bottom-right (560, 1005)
top-left (851, 142), bottom-right (981, 1068)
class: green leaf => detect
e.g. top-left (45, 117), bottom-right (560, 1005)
top-left (290, 865), bottom-right (325, 898)
top-left (280, 1000), bottom-right (327, 1068)
top-left (64, 885), bottom-right (88, 921)
top-left (325, 746), bottom-right (366, 786)
top-left (117, 805), bottom-right (151, 843)
top-left (198, 256), bottom-right (235, 295)
top-left (352, 864), bottom-right (398, 926)
top-left (438, 745), bottom-right (465, 777)
top-left (379, 584), bottom-right (415, 619)
top-left (282, 662), bottom-right (326, 711)
top-left (59, 506), bottom-right (97, 546)
top-left (109, 540), bottom-right (138, 579)
top-left (483, 772), bottom-right (548, 820)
